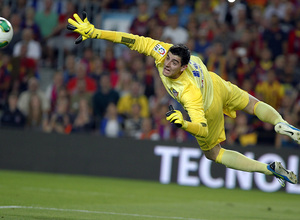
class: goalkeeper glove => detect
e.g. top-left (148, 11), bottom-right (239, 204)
top-left (67, 11), bottom-right (101, 44)
top-left (166, 105), bottom-right (187, 129)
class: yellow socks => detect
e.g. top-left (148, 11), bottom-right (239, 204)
top-left (254, 101), bottom-right (285, 125)
top-left (216, 148), bottom-right (272, 175)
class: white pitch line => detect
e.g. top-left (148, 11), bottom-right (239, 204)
top-left (0, 206), bottom-right (207, 220)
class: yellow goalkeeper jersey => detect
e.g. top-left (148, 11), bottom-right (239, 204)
top-left (112, 32), bottom-right (213, 126)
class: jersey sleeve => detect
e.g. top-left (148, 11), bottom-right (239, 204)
top-left (180, 85), bottom-right (207, 125)
top-left (100, 30), bottom-right (172, 63)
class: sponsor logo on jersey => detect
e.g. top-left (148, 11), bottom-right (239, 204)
top-left (121, 37), bottom-right (135, 44)
top-left (154, 44), bottom-right (166, 56)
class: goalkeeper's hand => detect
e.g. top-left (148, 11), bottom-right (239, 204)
top-left (67, 11), bottom-right (100, 44)
top-left (166, 105), bottom-right (187, 129)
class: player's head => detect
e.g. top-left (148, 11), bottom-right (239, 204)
top-left (163, 44), bottom-right (190, 79)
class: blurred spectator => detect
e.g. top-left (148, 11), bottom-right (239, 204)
top-left (129, 0), bottom-right (150, 36)
top-left (63, 54), bottom-right (77, 83)
top-left (110, 57), bottom-right (129, 89)
top-left (89, 55), bottom-right (107, 85)
top-left (17, 77), bottom-right (49, 116)
top-left (213, 0), bottom-right (250, 27)
top-left (1, 5), bottom-right (12, 21)
top-left (0, 54), bottom-right (12, 108)
top-left (262, 14), bottom-right (287, 60)
top-left (228, 30), bottom-right (256, 86)
top-left (256, 122), bottom-right (277, 146)
top-left (194, 28), bottom-right (212, 58)
top-left (161, 14), bottom-right (189, 44)
top-left (278, 90), bottom-right (298, 120)
top-left (274, 55), bottom-right (285, 81)
top-left (34, 0), bottom-right (58, 65)
top-left (123, 102), bottom-right (143, 138)
top-left (136, 117), bottom-right (160, 140)
top-left (153, 103), bottom-right (174, 140)
top-left (151, 0), bottom-right (170, 27)
top-left (71, 98), bottom-right (94, 133)
top-left (13, 28), bottom-right (42, 61)
top-left (253, 47), bottom-right (274, 83)
top-left (147, 21), bottom-right (164, 41)
top-left (149, 81), bottom-right (173, 117)
top-left (241, 78), bottom-right (255, 97)
top-left (287, 18), bottom-right (300, 59)
top-left (186, 15), bottom-right (198, 39)
top-left (10, 0), bottom-right (27, 19)
top-left (144, 56), bottom-right (157, 97)
top-left (280, 1), bottom-right (295, 34)
top-left (43, 97), bottom-right (71, 134)
top-left (211, 21), bottom-right (234, 52)
top-left (103, 46), bottom-right (117, 72)
top-left (117, 80), bottom-right (149, 118)
top-left (66, 62), bottom-right (97, 95)
top-left (80, 48), bottom-right (94, 73)
top-left (226, 112), bottom-right (257, 147)
top-left (264, 0), bottom-right (287, 21)
top-left (250, 5), bottom-right (266, 29)
top-left (10, 43), bottom-right (36, 93)
top-left (206, 41), bottom-right (228, 80)
top-left (92, 74), bottom-right (120, 122)
top-left (193, 0), bottom-right (212, 24)
top-left (0, 93), bottom-right (26, 128)
top-left (129, 56), bottom-right (145, 80)
top-left (26, 93), bottom-right (44, 131)
top-left (34, 0), bottom-right (58, 40)
top-left (70, 79), bottom-right (92, 114)
top-left (230, 29), bottom-right (255, 61)
top-left (231, 3), bottom-right (249, 40)
top-left (45, 70), bottom-right (65, 113)
top-left (100, 102), bottom-right (124, 137)
top-left (115, 71), bottom-right (133, 97)
top-left (20, 7), bottom-right (41, 41)
top-left (280, 55), bottom-right (300, 88)
top-left (168, 0), bottom-right (193, 28)
top-left (255, 69), bottom-right (285, 110)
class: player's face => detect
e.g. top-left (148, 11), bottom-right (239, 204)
top-left (163, 52), bottom-right (187, 79)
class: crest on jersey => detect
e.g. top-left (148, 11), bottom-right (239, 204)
top-left (154, 44), bottom-right (166, 57)
top-left (169, 88), bottom-right (178, 97)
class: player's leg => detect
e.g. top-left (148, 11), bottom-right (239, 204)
top-left (203, 144), bottom-right (272, 175)
top-left (204, 144), bottom-right (298, 185)
top-left (243, 94), bottom-right (300, 144)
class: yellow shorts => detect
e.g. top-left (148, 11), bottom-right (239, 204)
top-left (196, 72), bottom-right (249, 151)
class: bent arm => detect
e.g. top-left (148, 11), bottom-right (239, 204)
top-left (181, 86), bottom-right (208, 138)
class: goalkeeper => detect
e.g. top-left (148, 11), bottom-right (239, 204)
top-left (67, 12), bottom-right (299, 186)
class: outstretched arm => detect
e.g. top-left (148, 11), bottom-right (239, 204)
top-left (67, 12), bottom-right (172, 60)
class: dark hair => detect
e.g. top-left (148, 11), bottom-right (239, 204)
top-left (169, 44), bottom-right (190, 66)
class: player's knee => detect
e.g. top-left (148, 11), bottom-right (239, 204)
top-left (203, 151), bottom-right (218, 162)
top-left (243, 95), bottom-right (259, 115)
top-left (203, 144), bottom-right (223, 162)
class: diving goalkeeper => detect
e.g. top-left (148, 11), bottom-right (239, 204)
top-left (67, 12), bottom-right (299, 186)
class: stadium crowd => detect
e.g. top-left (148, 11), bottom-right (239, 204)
top-left (0, 0), bottom-right (299, 149)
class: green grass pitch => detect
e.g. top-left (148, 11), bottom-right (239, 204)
top-left (0, 170), bottom-right (299, 220)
